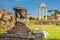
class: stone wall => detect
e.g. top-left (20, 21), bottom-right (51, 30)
top-left (0, 8), bottom-right (15, 33)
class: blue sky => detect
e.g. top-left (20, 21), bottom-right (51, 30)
top-left (0, 0), bottom-right (60, 16)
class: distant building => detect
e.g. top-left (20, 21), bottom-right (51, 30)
top-left (54, 14), bottom-right (60, 20)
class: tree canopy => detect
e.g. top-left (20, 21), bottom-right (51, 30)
top-left (48, 10), bottom-right (60, 16)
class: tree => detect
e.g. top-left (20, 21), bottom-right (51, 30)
top-left (54, 10), bottom-right (60, 15)
top-left (51, 10), bottom-right (60, 16)
top-left (48, 10), bottom-right (60, 16)
top-left (48, 10), bottom-right (53, 16)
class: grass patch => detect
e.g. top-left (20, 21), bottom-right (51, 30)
top-left (0, 27), bottom-right (12, 34)
top-left (0, 28), bottom-right (7, 34)
top-left (29, 24), bottom-right (60, 40)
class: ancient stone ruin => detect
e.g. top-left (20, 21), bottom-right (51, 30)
top-left (0, 7), bottom-right (43, 40)
top-left (13, 7), bottom-right (26, 23)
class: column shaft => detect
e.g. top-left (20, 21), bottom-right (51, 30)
top-left (45, 8), bottom-right (47, 20)
top-left (42, 8), bottom-right (45, 19)
top-left (38, 8), bottom-right (41, 20)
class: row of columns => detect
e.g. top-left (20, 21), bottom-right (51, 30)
top-left (38, 3), bottom-right (47, 20)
